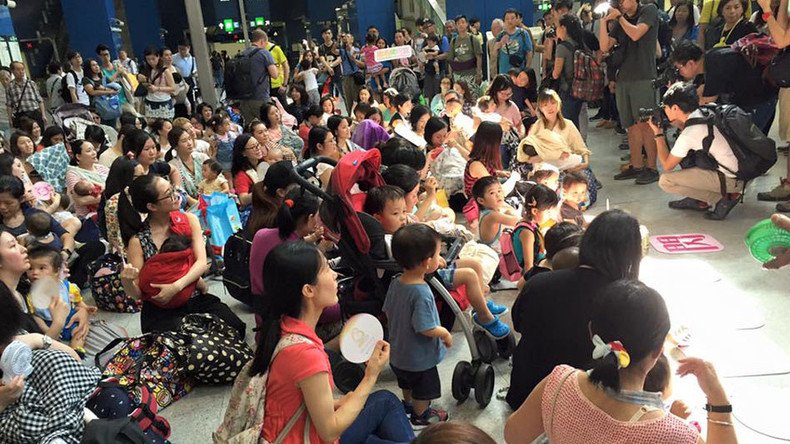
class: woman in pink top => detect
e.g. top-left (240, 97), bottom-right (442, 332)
top-left (254, 241), bottom-right (414, 444)
top-left (505, 280), bottom-right (737, 444)
top-left (487, 75), bottom-right (524, 170)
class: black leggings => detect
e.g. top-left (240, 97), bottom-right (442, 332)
top-left (140, 293), bottom-right (246, 339)
top-left (70, 241), bottom-right (106, 289)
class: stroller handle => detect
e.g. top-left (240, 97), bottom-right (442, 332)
top-left (443, 236), bottom-right (464, 264)
top-left (288, 157), bottom-right (339, 201)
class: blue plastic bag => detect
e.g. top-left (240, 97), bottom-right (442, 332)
top-left (201, 193), bottom-right (243, 255)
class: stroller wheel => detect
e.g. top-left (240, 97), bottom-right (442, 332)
top-left (334, 360), bottom-right (365, 394)
top-left (474, 363), bottom-right (495, 408)
top-left (451, 361), bottom-right (473, 402)
top-left (474, 330), bottom-right (497, 363)
top-left (497, 333), bottom-right (517, 360)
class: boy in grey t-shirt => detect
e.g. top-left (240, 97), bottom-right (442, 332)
top-left (600, 0), bottom-right (660, 185)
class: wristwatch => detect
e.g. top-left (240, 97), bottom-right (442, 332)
top-left (705, 403), bottom-right (733, 413)
top-left (41, 334), bottom-right (52, 350)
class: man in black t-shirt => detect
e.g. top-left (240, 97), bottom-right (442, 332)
top-left (317, 28), bottom-right (342, 98)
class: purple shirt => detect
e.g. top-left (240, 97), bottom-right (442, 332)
top-left (249, 228), bottom-right (300, 297)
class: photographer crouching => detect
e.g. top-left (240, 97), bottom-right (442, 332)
top-left (649, 82), bottom-right (745, 220)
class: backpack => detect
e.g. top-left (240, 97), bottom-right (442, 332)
top-left (222, 229), bottom-right (253, 306)
top-left (85, 379), bottom-right (172, 443)
top-left (683, 104), bottom-right (777, 196)
top-left (60, 71), bottom-right (78, 103)
top-left (565, 42), bottom-right (604, 102)
top-left (213, 334), bottom-right (314, 444)
top-left (730, 32), bottom-right (780, 68)
top-left (88, 253), bottom-right (142, 313)
top-left (656, 9), bottom-right (672, 62)
top-left (498, 221), bottom-right (532, 281)
top-left (224, 48), bottom-right (264, 100)
top-left (96, 333), bottom-right (193, 410)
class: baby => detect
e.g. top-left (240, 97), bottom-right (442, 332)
top-left (73, 179), bottom-right (102, 214)
top-left (25, 245), bottom-right (95, 358)
top-left (139, 234), bottom-right (207, 308)
top-left (49, 193), bottom-right (82, 237)
top-left (23, 211), bottom-right (63, 251)
top-left (644, 354), bottom-right (694, 422)
top-left (198, 159), bottom-right (230, 195)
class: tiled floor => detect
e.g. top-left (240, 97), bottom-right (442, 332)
top-left (92, 116), bottom-right (790, 443)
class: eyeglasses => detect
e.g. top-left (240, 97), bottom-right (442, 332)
top-left (157, 188), bottom-right (177, 202)
top-left (245, 142), bottom-right (262, 151)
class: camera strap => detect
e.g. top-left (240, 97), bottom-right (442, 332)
top-left (685, 115), bottom-right (737, 198)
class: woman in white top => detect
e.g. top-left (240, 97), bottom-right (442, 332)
top-left (167, 126), bottom-right (208, 207)
top-left (327, 115), bottom-right (362, 155)
top-left (295, 50), bottom-right (321, 106)
top-left (138, 46), bottom-right (176, 120)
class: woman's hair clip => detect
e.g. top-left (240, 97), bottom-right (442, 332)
top-left (591, 334), bottom-right (631, 369)
top-left (284, 199), bottom-right (294, 208)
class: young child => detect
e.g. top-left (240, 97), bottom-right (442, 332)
top-left (198, 159), bottom-right (230, 195)
top-left (296, 51), bottom-right (321, 106)
top-left (139, 235), bottom-right (200, 309)
top-left (383, 223), bottom-right (450, 428)
top-left (25, 246), bottom-right (94, 358)
top-left (365, 185), bottom-right (510, 339)
top-left (512, 184), bottom-right (560, 278)
top-left (422, 35), bottom-right (441, 83)
top-left (49, 193), bottom-right (82, 238)
top-left (521, 221), bottom-right (583, 283)
top-left (362, 33), bottom-right (388, 92)
top-left (528, 163), bottom-right (561, 192)
top-left (72, 179), bottom-right (102, 215)
top-left (23, 211), bottom-right (63, 251)
top-left (473, 176), bottom-right (521, 253)
top-left (644, 354), bottom-right (693, 421)
top-left (560, 171), bottom-right (590, 227)
top-left (473, 96), bottom-right (503, 124)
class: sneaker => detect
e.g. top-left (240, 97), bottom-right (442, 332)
top-left (402, 401), bottom-right (413, 418)
top-left (614, 166), bottom-right (643, 180)
top-left (615, 124), bottom-right (626, 134)
top-left (635, 168), bottom-right (659, 185)
top-left (473, 313), bottom-right (511, 339)
top-left (757, 179), bottom-right (790, 201)
top-left (410, 407), bottom-right (449, 430)
top-left (704, 197), bottom-right (738, 220)
top-left (486, 299), bottom-right (509, 315)
top-left (668, 197), bottom-right (710, 211)
top-left (619, 142), bottom-right (630, 150)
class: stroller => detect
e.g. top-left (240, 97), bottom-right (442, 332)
top-left (51, 103), bottom-right (118, 146)
top-left (290, 150), bottom-right (512, 407)
top-left (388, 67), bottom-right (421, 100)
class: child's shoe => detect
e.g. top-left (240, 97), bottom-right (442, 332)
top-left (486, 299), bottom-right (508, 316)
top-left (473, 313), bottom-right (511, 339)
top-left (410, 407), bottom-right (448, 430)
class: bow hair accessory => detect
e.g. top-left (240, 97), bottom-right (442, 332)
top-left (591, 334), bottom-right (631, 369)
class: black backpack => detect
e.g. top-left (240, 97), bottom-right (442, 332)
top-left (222, 229), bottom-right (253, 305)
top-left (60, 71), bottom-right (78, 103)
top-left (683, 104), bottom-right (777, 196)
top-left (224, 48), bottom-right (263, 100)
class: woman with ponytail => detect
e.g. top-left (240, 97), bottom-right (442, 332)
top-left (252, 241), bottom-right (414, 444)
top-left (246, 160), bottom-right (298, 237)
top-left (505, 280), bottom-right (736, 444)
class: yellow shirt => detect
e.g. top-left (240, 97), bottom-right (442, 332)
top-left (699, 0), bottom-right (752, 25)
top-left (267, 42), bottom-right (287, 88)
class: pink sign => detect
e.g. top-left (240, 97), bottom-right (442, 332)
top-left (649, 233), bottom-right (724, 254)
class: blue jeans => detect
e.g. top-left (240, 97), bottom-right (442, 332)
top-left (749, 96), bottom-right (778, 136)
top-left (560, 90), bottom-right (583, 130)
top-left (340, 390), bottom-right (414, 444)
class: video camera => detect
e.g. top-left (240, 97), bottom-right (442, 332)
top-left (638, 106), bottom-right (671, 130)
top-left (594, 0), bottom-right (620, 16)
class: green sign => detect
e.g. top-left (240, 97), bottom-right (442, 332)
top-left (223, 19), bottom-right (233, 32)
top-left (255, 16), bottom-right (265, 26)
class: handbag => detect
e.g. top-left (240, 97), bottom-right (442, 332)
top-left (88, 253), bottom-right (142, 313)
top-left (97, 333), bottom-right (193, 410)
top-left (176, 313), bottom-right (253, 385)
top-left (134, 69), bottom-right (164, 97)
top-left (94, 79), bottom-right (122, 120)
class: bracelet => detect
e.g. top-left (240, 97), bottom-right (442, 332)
top-left (654, 133), bottom-right (665, 139)
top-left (707, 418), bottom-right (734, 427)
top-left (763, 11), bottom-right (774, 22)
top-left (705, 403), bottom-right (732, 413)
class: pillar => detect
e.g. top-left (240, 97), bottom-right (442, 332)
top-left (122, 0), bottom-right (162, 57)
top-left (61, 0), bottom-right (117, 58)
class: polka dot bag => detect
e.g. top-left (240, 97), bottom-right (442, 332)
top-left (177, 313), bottom-right (253, 385)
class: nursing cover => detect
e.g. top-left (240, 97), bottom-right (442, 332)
top-left (351, 119), bottom-right (390, 149)
top-left (28, 143), bottom-right (70, 192)
top-left (139, 248), bottom-right (196, 309)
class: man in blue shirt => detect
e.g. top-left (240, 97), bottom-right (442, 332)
top-left (496, 8), bottom-right (534, 75)
top-left (172, 40), bottom-right (199, 106)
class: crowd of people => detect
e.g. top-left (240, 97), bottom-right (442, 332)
top-left (0, 0), bottom-right (788, 440)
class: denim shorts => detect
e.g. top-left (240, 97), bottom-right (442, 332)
top-left (435, 264), bottom-right (456, 291)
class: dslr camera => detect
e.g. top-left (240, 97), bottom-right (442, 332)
top-left (638, 106), bottom-right (671, 129)
top-left (652, 66), bottom-right (682, 89)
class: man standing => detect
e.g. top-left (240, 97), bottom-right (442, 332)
top-left (172, 41), bottom-right (198, 105)
top-left (260, 31), bottom-right (289, 106)
top-left (600, 0), bottom-right (660, 184)
top-left (65, 51), bottom-right (90, 106)
top-left (6, 61), bottom-right (47, 128)
top-left (487, 18), bottom-right (504, 80)
top-left (238, 29), bottom-right (278, 124)
top-left (318, 28), bottom-right (342, 100)
top-left (339, 32), bottom-right (365, 115)
top-left (45, 62), bottom-right (64, 113)
top-left (445, 15), bottom-right (483, 91)
top-left (495, 8), bottom-right (533, 76)
top-left (114, 49), bottom-right (137, 75)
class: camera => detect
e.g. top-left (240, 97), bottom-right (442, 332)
top-left (652, 66), bottom-right (681, 89)
top-left (638, 106), bottom-right (671, 129)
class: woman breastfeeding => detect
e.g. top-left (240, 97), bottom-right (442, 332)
top-left (230, 133), bottom-right (264, 208)
top-left (118, 173), bottom-right (245, 336)
top-left (123, 128), bottom-right (182, 187)
top-left (167, 125), bottom-right (208, 207)
top-left (65, 140), bottom-right (109, 218)
top-left (250, 241), bottom-right (414, 444)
